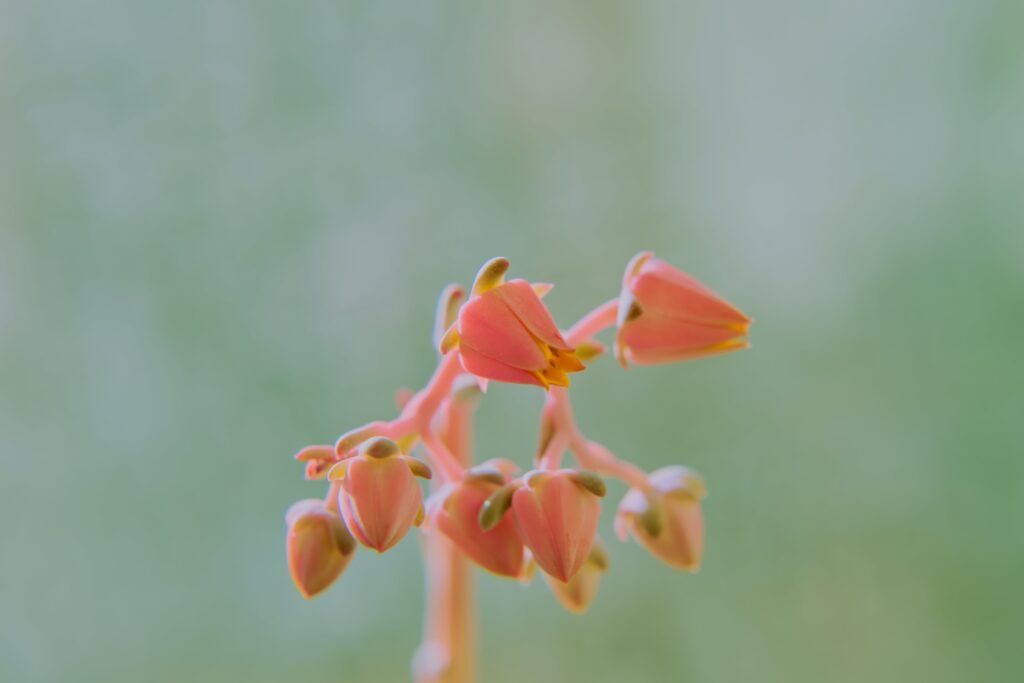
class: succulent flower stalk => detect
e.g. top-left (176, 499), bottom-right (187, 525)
top-left (282, 255), bottom-right (750, 682)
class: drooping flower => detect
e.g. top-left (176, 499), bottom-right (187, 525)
top-left (615, 466), bottom-right (706, 572)
top-left (544, 540), bottom-right (609, 614)
top-left (440, 257), bottom-right (585, 389)
top-left (427, 465), bottom-right (526, 578)
top-left (285, 499), bottom-right (357, 599)
top-left (615, 251), bottom-right (751, 367)
top-left (510, 469), bottom-right (605, 582)
top-left (328, 437), bottom-right (432, 552)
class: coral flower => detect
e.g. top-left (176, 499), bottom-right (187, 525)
top-left (510, 469), bottom-right (606, 582)
top-left (441, 258), bottom-right (585, 389)
top-left (428, 466), bottom-right (526, 578)
top-left (328, 437), bottom-right (432, 553)
top-left (544, 540), bottom-right (609, 614)
top-left (615, 251), bottom-right (751, 367)
top-left (615, 466), bottom-right (706, 572)
top-left (285, 499), bottom-right (357, 599)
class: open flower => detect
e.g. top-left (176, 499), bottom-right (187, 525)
top-left (328, 437), bottom-right (432, 553)
top-left (615, 251), bottom-right (751, 367)
top-left (615, 466), bottom-right (706, 572)
top-left (285, 499), bottom-right (357, 599)
top-left (441, 258), bottom-right (585, 389)
top-left (510, 469), bottom-right (606, 582)
top-left (544, 540), bottom-right (609, 614)
top-left (427, 465), bottom-right (526, 578)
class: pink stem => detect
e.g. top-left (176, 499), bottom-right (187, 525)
top-left (401, 353), bottom-right (465, 432)
top-left (565, 298), bottom-right (618, 346)
top-left (416, 397), bottom-right (477, 683)
top-left (336, 353), bottom-right (466, 456)
top-left (420, 432), bottom-right (467, 483)
top-left (538, 429), bottom-right (569, 470)
top-left (549, 386), bottom-right (649, 490)
top-left (323, 481), bottom-right (341, 513)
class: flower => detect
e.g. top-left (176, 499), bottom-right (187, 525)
top-left (510, 469), bottom-right (606, 582)
top-left (427, 465), bottom-right (526, 578)
top-left (615, 466), bottom-right (706, 572)
top-left (615, 251), bottom-right (751, 367)
top-left (285, 499), bottom-right (357, 599)
top-left (544, 540), bottom-right (609, 614)
top-left (328, 437), bottom-right (432, 552)
top-left (440, 257), bottom-right (585, 389)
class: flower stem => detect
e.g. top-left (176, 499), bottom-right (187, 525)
top-left (415, 397), bottom-right (478, 683)
top-left (549, 386), bottom-right (649, 490)
top-left (565, 298), bottom-right (618, 346)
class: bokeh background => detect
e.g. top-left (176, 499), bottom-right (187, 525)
top-left (3, 1), bottom-right (1023, 682)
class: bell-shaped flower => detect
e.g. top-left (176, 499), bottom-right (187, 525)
top-left (328, 437), bottom-right (432, 553)
top-left (427, 465), bottom-right (526, 578)
top-left (510, 469), bottom-right (606, 582)
top-left (615, 251), bottom-right (751, 367)
top-left (440, 257), bottom-right (585, 389)
top-left (285, 499), bottom-right (357, 599)
top-left (615, 466), bottom-right (706, 572)
top-left (544, 540), bottom-right (609, 614)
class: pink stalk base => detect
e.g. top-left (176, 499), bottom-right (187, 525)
top-left (415, 397), bottom-right (477, 683)
top-left (403, 297), bottom-right (643, 681)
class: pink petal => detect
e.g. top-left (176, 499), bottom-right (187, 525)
top-left (436, 483), bottom-right (524, 578)
top-left (620, 314), bottom-right (748, 364)
top-left (458, 345), bottom-right (546, 388)
top-left (632, 260), bottom-right (749, 327)
top-left (491, 280), bottom-right (572, 351)
top-left (458, 293), bottom-right (547, 370)
top-left (342, 457), bottom-right (422, 552)
top-left (512, 474), bottom-right (599, 582)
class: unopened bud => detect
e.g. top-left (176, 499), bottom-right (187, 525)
top-left (285, 499), bottom-right (356, 599)
top-left (544, 540), bottom-right (609, 614)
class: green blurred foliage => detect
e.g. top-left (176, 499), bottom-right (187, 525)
top-left (3, 1), bottom-right (1023, 681)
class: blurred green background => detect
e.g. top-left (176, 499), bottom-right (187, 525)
top-left (3, 1), bottom-right (1023, 681)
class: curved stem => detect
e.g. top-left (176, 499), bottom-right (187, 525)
top-left (538, 430), bottom-right (568, 471)
top-left (402, 353), bottom-right (465, 431)
top-left (420, 432), bottom-right (467, 483)
top-left (548, 387), bottom-right (649, 490)
top-left (565, 298), bottom-right (618, 346)
top-left (323, 481), bottom-right (341, 513)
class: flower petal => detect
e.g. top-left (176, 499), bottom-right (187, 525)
top-left (458, 345), bottom-right (547, 388)
top-left (491, 280), bottom-right (572, 351)
top-left (632, 260), bottom-right (749, 328)
top-left (458, 293), bottom-right (547, 370)
top-left (619, 314), bottom-right (749, 365)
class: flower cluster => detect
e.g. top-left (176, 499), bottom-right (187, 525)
top-left (284, 253), bottom-right (750, 677)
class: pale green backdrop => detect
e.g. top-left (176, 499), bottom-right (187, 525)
top-left (3, 1), bottom-right (1023, 682)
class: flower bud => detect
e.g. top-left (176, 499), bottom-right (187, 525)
top-left (285, 499), bottom-right (356, 599)
top-left (428, 465), bottom-right (526, 578)
top-left (616, 466), bottom-right (706, 572)
top-left (544, 540), bottom-right (609, 614)
top-left (440, 259), bottom-right (585, 389)
top-left (615, 251), bottom-right (750, 367)
top-left (328, 437), bottom-right (432, 552)
top-left (511, 469), bottom-right (605, 582)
